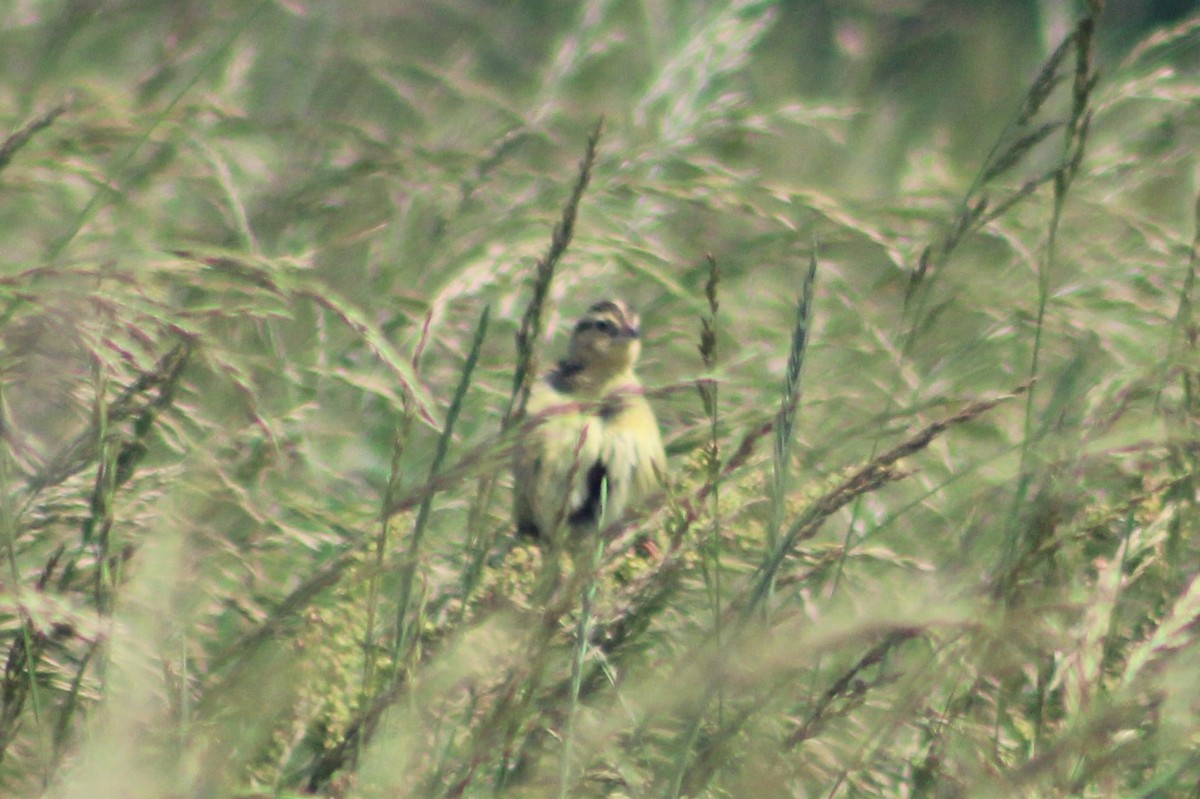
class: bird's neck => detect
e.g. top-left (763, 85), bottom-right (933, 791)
top-left (552, 359), bottom-right (638, 397)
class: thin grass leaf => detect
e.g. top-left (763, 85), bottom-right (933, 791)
top-left (393, 305), bottom-right (490, 663)
top-left (296, 288), bottom-right (440, 430)
top-left (765, 249), bottom-right (818, 606)
top-left (980, 121), bottom-right (1064, 184)
top-left (46, 0), bottom-right (273, 262)
top-left (0, 98), bottom-right (71, 174)
top-left (1121, 570), bottom-right (1200, 688)
top-left (1016, 32), bottom-right (1075, 128)
top-left (749, 384), bottom-right (1029, 619)
top-left (508, 119), bottom-right (603, 426)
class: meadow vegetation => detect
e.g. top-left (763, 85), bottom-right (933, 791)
top-left (2, 1), bottom-right (1200, 796)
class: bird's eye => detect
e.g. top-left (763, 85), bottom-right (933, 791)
top-left (595, 319), bottom-right (617, 335)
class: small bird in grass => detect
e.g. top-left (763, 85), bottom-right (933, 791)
top-left (514, 299), bottom-right (666, 541)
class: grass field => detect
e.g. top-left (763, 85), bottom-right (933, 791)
top-left (3, 1), bottom-right (1200, 796)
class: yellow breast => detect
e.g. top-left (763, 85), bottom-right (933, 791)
top-left (514, 377), bottom-right (664, 540)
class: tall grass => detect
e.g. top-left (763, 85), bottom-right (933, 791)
top-left (2, 1), bottom-right (1200, 797)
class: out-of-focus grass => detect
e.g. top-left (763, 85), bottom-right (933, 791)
top-left (2, 1), bottom-right (1200, 797)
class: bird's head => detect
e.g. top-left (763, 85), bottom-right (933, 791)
top-left (567, 299), bottom-right (642, 378)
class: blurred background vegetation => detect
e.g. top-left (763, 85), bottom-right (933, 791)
top-left (3, 0), bottom-right (1200, 796)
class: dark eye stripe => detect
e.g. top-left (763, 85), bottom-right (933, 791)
top-left (577, 317), bottom-right (621, 335)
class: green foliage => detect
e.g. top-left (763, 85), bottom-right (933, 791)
top-left (2, 1), bottom-right (1200, 797)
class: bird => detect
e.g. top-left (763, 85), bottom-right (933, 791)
top-left (514, 299), bottom-right (666, 541)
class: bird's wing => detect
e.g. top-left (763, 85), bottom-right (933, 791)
top-left (515, 381), bottom-right (602, 537)
top-left (513, 445), bottom-right (541, 537)
top-left (568, 460), bottom-right (608, 528)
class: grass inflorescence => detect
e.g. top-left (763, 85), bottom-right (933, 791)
top-left (2, 1), bottom-right (1200, 797)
